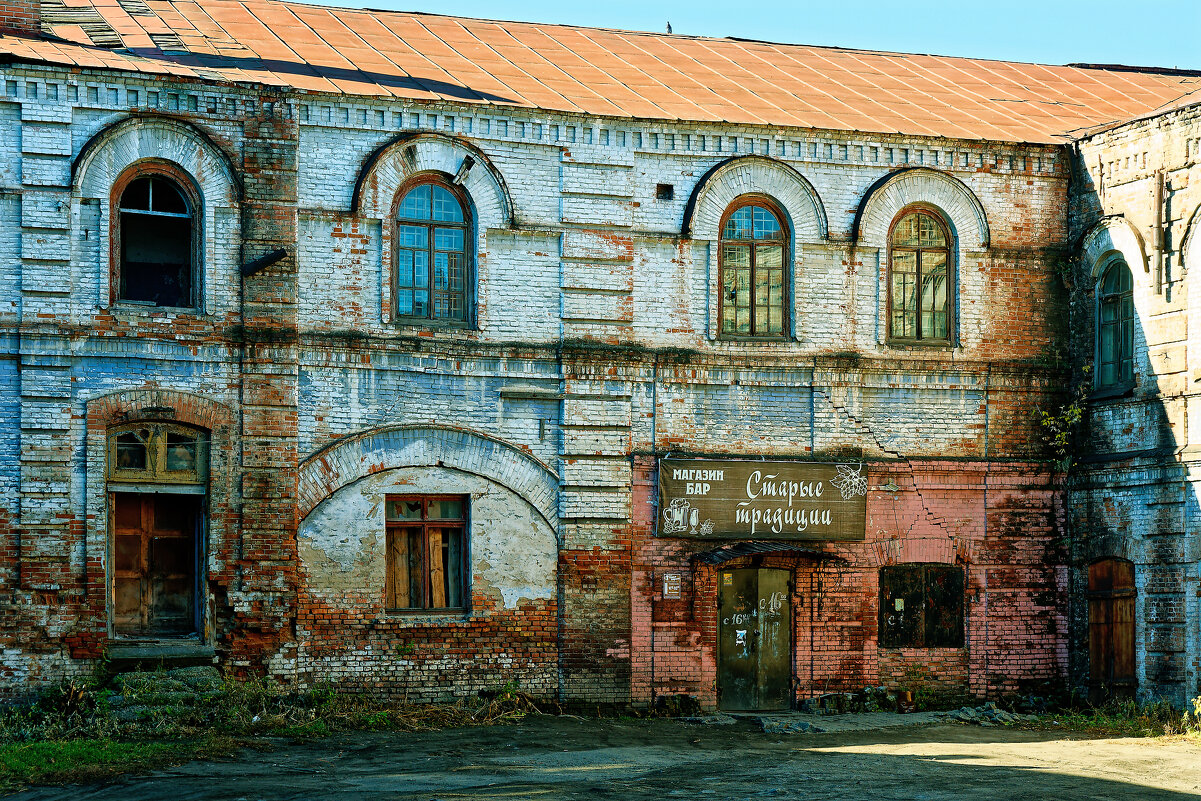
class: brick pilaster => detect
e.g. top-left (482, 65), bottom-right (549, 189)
top-left (231, 95), bottom-right (300, 674)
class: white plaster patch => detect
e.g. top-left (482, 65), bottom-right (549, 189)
top-left (299, 465), bottom-right (556, 609)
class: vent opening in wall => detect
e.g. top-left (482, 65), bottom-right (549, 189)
top-left (656, 183), bottom-right (674, 201)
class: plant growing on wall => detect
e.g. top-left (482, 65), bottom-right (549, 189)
top-left (1038, 364), bottom-right (1092, 473)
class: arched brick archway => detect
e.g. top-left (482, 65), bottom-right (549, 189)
top-left (298, 424), bottom-right (558, 532)
top-left (80, 388), bottom-right (236, 653)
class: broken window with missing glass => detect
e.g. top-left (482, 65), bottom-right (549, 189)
top-left (385, 494), bottom-right (468, 611)
top-left (114, 168), bottom-right (199, 309)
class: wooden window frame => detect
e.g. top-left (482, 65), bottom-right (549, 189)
top-left (107, 422), bottom-right (209, 486)
top-left (717, 195), bottom-right (790, 340)
top-left (384, 494), bottom-right (469, 613)
top-left (878, 564), bottom-right (965, 649)
top-left (110, 160), bottom-right (203, 310)
top-left (886, 206), bottom-right (954, 345)
top-left (1095, 259), bottom-right (1135, 392)
top-left (391, 174), bottom-right (474, 328)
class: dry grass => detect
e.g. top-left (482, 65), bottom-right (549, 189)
top-left (1018, 696), bottom-right (1201, 739)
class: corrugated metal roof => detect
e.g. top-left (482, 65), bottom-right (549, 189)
top-left (2, 0), bottom-right (1199, 144)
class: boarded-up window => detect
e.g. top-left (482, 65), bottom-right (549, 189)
top-left (385, 495), bottom-right (467, 611)
top-left (879, 564), bottom-right (964, 648)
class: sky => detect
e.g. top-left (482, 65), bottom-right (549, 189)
top-left (339, 0), bottom-right (1201, 71)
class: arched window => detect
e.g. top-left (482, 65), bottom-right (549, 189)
top-left (394, 177), bottom-right (471, 324)
top-left (720, 199), bottom-right (787, 337)
top-left (1097, 260), bottom-right (1134, 388)
top-left (889, 210), bottom-right (952, 343)
top-left (114, 168), bottom-right (197, 308)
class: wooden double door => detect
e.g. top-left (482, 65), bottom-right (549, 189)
top-left (113, 492), bottom-right (202, 637)
top-left (717, 568), bottom-right (793, 711)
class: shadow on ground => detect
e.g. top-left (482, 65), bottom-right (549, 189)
top-left (11, 716), bottom-right (1201, 800)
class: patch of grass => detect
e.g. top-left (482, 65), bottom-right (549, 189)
top-left (1023, 696), bottom-right (1201, 738)
top-left (0, 673), bottom-right (554, 791)
top-left (0, 736), bottom-right (239, 793)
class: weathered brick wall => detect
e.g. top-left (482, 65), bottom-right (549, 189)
top-left (631, 458), bottom-right (1065, 708)
top-left (0, 0), bottom-right (39, 36)
top-left (296, 465), bottom-right (558, 699)
top-left (1069, 102), bottom-right (1201, 705)
top-left (0, 61), bottom-right (1075, 705)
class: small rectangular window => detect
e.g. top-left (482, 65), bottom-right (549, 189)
top-left (879, 564), bottom-right (964, 648)
top-left (385, 494), bottom-right (468, 611)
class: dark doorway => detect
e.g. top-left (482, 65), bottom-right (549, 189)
top-left (717, 568), bottom-right (792, 710)
top-left (1088, 558), bottom-right (1136, 702)
top-left (113, 492), bottom-right (202, 637)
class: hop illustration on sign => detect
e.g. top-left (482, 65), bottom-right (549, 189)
top-left (830, 463), bottom-right (868, 499)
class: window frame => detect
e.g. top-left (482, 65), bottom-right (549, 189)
top-left (390, 174), bottom-right (475, 328)
top-left (886, 206), bottom-right (955, 346)
top-left (107, 422), bottom-right (210, 486)
top-left (110, 160), bottom-right (203, 311)
top-left (1095, 258), bottom-right (1135, 393)
top-left (878, 564), bottom-right (965, 649)
top-left (384, 493), bottom-right (470, 613)
top-left (717, 194), bottom-right (791, 340)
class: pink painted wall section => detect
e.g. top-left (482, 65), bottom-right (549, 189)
top-left (631, 456), bottom-right (1067, 709)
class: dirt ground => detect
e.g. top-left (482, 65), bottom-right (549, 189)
top-left (11, 716), bottom-right (1201, 800)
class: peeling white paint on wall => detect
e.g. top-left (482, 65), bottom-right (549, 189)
top-left (299, 465), bottom-right (556, 610)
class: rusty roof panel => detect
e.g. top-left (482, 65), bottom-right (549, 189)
top-left (3, 0), bottom-right (1199, 143)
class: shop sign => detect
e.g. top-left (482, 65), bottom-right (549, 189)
top-left (662, 573), bottom-right (682, 599)
top-left (658, 458), bottom-right (868, 541)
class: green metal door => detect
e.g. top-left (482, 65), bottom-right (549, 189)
top-left (717, 568), bottom-right (792, 710)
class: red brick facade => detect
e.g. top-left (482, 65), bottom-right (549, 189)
top-left (0, 0), bottom-right (38, 36)
top-left (631, 458), bottom-right (1067, 707)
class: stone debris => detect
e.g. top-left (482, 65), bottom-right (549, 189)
top-left (936, 702), bottom-right (1040, 726)
top-left (759, 719), bottom-right (826, 735)
top-left (680, 713), bottom-right (737, 725)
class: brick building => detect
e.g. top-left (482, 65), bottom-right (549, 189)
top-left (0, 0), bottom-right (1197, 709)
top-left (1067, 91), bottom-right (1201, 705)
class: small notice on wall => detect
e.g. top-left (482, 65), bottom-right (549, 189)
top-left (662, 573), bottom-right (682, 599)
top-left (658, 458), bottom-right (868, 541)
